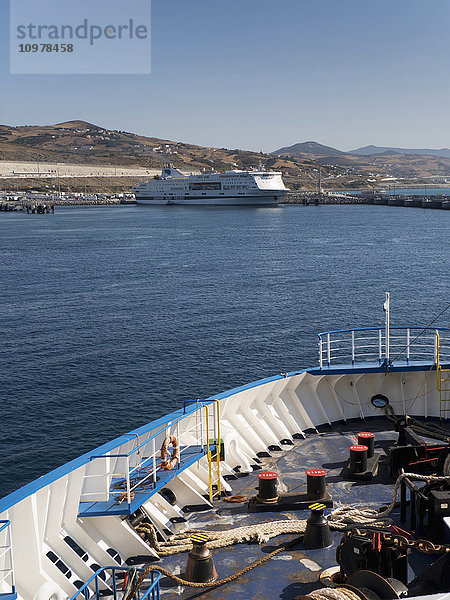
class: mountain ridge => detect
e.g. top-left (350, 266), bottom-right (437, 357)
top-left (349, 144), bottom-right (450, 158)
top-left (1, 121), bottom-right (449, 191)
top-left (273, 140), bottom-right (450, 159)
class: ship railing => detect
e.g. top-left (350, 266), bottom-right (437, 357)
top-left (68, 565), bottom-right (161, 600)
top-left (81, 400), bottom-right (218, 510)
top-left (0, 520), bottom-right (15, 598)
top-left (318, 327), bottom-right (450, 369)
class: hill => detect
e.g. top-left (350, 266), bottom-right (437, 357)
top-left (0, 121), bottom-right (353, 191)
top-left (0, 120), bottom-right (316, 175)
top-left (1, 121), bottom-right (449, 193)
top-left (349, 145), bottom-right (450, 158)
top-left (272, 141), bottom-right (344, 157)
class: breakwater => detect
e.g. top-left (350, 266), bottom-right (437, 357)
top-left (371, 195), bottom-right (450, 209)
top-left (283, 192), bottom-right (364, 205)
top-left (284, 192), bottom-right (450, 209)
top-left (1, 201), bottom-right (54, 213)
top-left (0, 197), bottom-right (136, 213)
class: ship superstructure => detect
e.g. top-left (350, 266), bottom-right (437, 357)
top-left (133, 166), bottom-right (288, 206)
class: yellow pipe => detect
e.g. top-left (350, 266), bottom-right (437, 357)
top-left (215, 399), bottom-right (221, 496)
top-left (205, 405), bottom-right (213, 502)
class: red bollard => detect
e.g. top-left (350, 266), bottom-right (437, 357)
top-left (357, 432), bottom-right (375, 458)
top-left (305, 468), bottom-right (327, 500)
top-left (349, 445), bottom-right (368, 473)
top-left (257, 472), bottom-right (278, 501)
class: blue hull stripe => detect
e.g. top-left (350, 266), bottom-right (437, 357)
top-left (0, 361), bottom-right (444, 514)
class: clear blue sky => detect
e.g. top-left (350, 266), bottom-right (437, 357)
top-left (1, 0), bottom-right (449, 152)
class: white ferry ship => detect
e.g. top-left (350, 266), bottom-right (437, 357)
top-left (133, 166), bottom-right (288, 206)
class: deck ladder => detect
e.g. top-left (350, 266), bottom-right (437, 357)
top-left (436, 332), bottom-right (450, 420)
top-left (0, 520), bottom-right (16, 600)
top-left (204, 401), bottom-right (221, 502)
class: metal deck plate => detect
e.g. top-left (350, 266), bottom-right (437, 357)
top-left (131, 418), bottom-right (440, 599)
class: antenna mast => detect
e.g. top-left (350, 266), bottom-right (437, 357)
top-left (384, 292), bottom-right (390, 362)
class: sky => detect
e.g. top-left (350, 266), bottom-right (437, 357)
top-left (1, 0), bottom-right (450, 152)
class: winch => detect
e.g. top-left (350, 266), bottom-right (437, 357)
top-left (386, 414), bottom-right (450, 477)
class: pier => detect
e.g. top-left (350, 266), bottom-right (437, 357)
top-left (368, 194), bottom-right (450, 209)
top-left (283, 191), bottom-right (450, 209)
top-left (283, 192), bottom-right (364, 205)
top-left (1, 201), bottom-right (54, 213)
top-left (0, 192), bottom-right (136, 213)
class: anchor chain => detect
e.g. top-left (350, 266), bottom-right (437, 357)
top-left (345, 529), bottom-right (450, 554)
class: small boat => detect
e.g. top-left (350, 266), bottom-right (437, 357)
top-left (1, 294), bottom-right (449, 600)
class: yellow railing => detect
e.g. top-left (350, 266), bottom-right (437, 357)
top-left (436, 332), bottom-right (450, 420)
top-left (204, 400), bottom-right (221, 502)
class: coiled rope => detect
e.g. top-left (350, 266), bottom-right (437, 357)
top-left (138, 472), bottom-right (449, 557)
top-left (299, 587), bottom-right (384, 600)
top-left (444, 453), bottom-right (450, 476)
top-left (298, 588), bottom-right (362, 600)
top-left (123, 535), bottom-right (303, 599)
top-left (128, 472), bottom-right (450, 598)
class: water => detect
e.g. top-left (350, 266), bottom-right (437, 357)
top-left (382, 187), bottom-right (450, 196)
top-left (342, 187), bottom-right (450, 196)
top-left (0, 204), bottom-right (448, 498)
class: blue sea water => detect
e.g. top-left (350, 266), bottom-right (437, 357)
top-left (0, 204), bottom-right (449, 498)
top-left (382, 187), bottom-right (450, 196)
top-left (342, 187), bottom-right (450, 196)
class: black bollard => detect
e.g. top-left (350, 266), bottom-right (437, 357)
top-left (303, 503), bottom-right (332, 549)
top-left (306, 468), bottom-right (327, 500)
top-left (349, 445), bottom-right (368, 474)
top-left (257, 472), bottom-right (278, 502)
top-left (185, 534), bottom-right (217, 583)
top-left (357, 432), bottom-right (375, 458)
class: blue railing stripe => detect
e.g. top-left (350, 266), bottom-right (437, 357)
top-left (68, 566), bottom-right (161, 600)
top-left (0, 520), bottom-right (11, 533)
top-left (3, 329), bottom-right (447, 514)
top-left (0, 369), bottom-right (305, 514)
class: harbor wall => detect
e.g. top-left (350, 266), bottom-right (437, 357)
top-left (283, 191), bottom-right (450, 208)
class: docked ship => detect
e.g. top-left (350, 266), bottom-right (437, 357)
top-left (133, 166), bottom-right (288, 206)
top-left (1, 295), bottom-right (450, 600)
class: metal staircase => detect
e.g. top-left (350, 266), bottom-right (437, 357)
top-left (0, 521), bottom-right (16, 600)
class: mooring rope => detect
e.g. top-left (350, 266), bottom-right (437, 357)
top-left (444, 453), bottom-right (450, 476)
top-left (299, 588), bottom-right (362, 600)
top-left (137, 472), bottom-right (450, 558)
top-left (126, 471), bottom-right (450, 600)
top-left (123, 535), bottom-right (304, 599)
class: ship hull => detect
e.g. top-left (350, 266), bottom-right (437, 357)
top-left (135, 193), bottom-right (286, 206)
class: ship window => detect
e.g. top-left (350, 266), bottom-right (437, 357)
top-left (46, 551), bottom-right (72, 578)
top-left (64, 536), bottom-right (88, 562)
top-left (91, 563), bottom-right (107, 581)
top-left (189, 182), bottom-right (221, 190)
top-left (107, 548), bottom-right (121, 563)
top-left (73, 581), bottom-right (84, 590)
top-left (370, 394), bottom-right (389, 408)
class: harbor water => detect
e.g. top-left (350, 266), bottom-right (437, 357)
top-left (0, 204), bottom-right (448, 498)
top-left (343, 187), bottom-right (450, 196)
